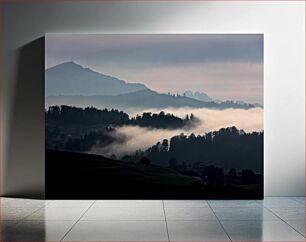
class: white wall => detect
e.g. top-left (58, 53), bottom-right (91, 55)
top-left (2, 1), bottom-right (305, 197)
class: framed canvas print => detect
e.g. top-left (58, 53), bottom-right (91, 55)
top-left (45, 34), bottom-right (263, 199)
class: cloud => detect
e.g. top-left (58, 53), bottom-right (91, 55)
top-left (46, 34), bottom-right (263, 68)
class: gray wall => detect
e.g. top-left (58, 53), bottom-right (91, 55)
top-left (2, 1), bottom-right (305, 198)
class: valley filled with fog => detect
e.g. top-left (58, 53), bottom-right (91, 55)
top-left (91, 107), bottom-right (263, 158)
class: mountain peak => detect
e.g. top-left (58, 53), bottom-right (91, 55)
top-left (46, 61), bottom-right (148, 96)
top-left (62, 61), bottom-right (78, 65)
top-left (47, 61), bottom-right (85, 71)
top-left (183, 90), bottom-right (214, 102)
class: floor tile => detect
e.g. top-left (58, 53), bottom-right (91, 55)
top-left (213, 207), bottom-right (279, 220)
top-left (208, 199), bottom-right (263, 207)
top-left (165, 207), bottom-right (217, 221)
top-left (292, 197), bottom-right (305, 205)
top-left (1, 197), bottom-right (305, 241)
top-left (286, 220), bottom-right (305, 236)
top-left (1, 220), bottom-right (75, 241)
top-left (0, 207), bottom-right (39, 220)
top-left (0, 220), bottom-right (20, 232)
top-left (93, 200), bottom-right (163, 208)
top-left (63, 220), bottom-right (168, 241)
top-left (222, 220), bottom-right (305, 241)
top-left (0, 220), bottom-right (21, 240)
top-left (268, 207), bottom-right (305, 220)
top-left (167, 220), bottom-right (230, 241)
top-left (264, 197), bottom-right (304, 207)
top-left (47, 200), bottom-right (94, 208)
top-left (82, 207), bottom-right (165, 221)
top-left (26, 207), bottom-right (88, 220)
top-left (163, 200), bottom-right (209, 208)
top-left (0, 198), bottom-right (47, 208)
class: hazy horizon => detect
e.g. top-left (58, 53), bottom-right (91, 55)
top-left (46, 34), bottom-right (263, 104)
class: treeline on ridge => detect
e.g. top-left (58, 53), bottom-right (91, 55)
top-left (123, 126), bottom-right (263, 172)
top-left (46, 105), bottom-right (198, 129)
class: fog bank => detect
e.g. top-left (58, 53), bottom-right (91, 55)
top-left (90, 107), bottom-right (263, 157)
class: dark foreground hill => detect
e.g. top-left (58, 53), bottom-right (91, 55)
top-left (46, 149), bottom-right (263, 199)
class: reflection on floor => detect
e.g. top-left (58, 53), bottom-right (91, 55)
top-left (0, 197), bottom-right (304, 241)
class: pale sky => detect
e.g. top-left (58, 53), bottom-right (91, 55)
top-left (46, 34), bottom-right (263, 104)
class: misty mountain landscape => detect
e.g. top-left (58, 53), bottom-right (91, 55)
top-left (45, 34), bottom-right (263, 199)
top-left (46, 62), bottom-right (259, 111)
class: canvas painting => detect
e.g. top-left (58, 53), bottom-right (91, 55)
top-left (45, 34), bottom-right (263, 199)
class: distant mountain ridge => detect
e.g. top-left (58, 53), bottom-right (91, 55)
top-left (183, 91), bottom-right (214, 102)
top-left (46, 62), bottom-right (261, 110)
top-left (46, 89), bottom-right (257, 110)
top-left (45, 62), bottom-right (147, 96)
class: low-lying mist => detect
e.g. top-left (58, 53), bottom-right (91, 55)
top-left (89, 107), bottom-right (263, 158)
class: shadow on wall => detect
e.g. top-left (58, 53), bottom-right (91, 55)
top-left (4, 37), bottom-right (45, 199)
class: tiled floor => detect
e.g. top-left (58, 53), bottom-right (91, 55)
top-left (0, 197), bottom-right (304, 241)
